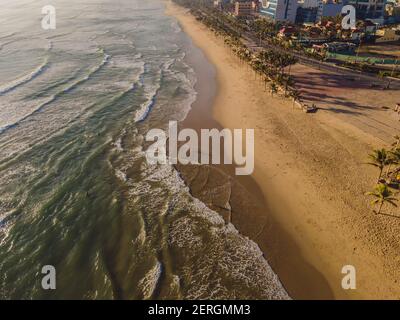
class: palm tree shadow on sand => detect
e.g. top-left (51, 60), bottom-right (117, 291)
top-left (373, 210), bottom-right (400, 219)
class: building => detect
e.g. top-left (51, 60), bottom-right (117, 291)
top-left (345, 0), bottom-right (386, 23)
top-left (278, 25), bottom-right (298, 37)
top-left (375, 28), bottom-right (400, 42)
top-left (363, 20), bottom-right (377, 33)
top-left (350, 28), bottom-right (363, 40)
top-left (316, 0), bottom-right (343, 22)
top-left (296, 0), bottom-right (319, 24)
top-left (387, 2), bottom-right (400, 15)
top-left (259, 0), bottom-right (299, 23)
top-left (296, 6), bottom-right (319, 23)
top-left (322, 41), bottom-right (357, 53)
top-left (301, 0), bottom-right (320, 7)
top-left (386, 1), bottom-right (400, 23)
top-left (235, 1), bottom-right (253, 16)
top-left (251, 0), bottom-right (260, 11)
top-left (214, 0), bottom-right (223, 8)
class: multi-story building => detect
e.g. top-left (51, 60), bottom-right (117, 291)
top-left (235, 1), bottom-right (253, 16)
top-left (345, 0), bottom-right (386, 22)
top-left (316, 0), bottom-right (343, 22)
top-left (296, 6), bottom-right (319, 23)
top-left (301, 0), bottom-right (320, 7)
top-left (259, 0), bottom-right (299, 23)
top-left (386, 1), bottom-right (400, 22)
top-left (296, 0), bottom-right (320, 24)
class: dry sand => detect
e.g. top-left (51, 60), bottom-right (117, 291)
top-left (166, 1), bottom-right (400, 299)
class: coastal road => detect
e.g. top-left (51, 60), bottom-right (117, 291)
top-left (197, 8), bottom-right (400, 90)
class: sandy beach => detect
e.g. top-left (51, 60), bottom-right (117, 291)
top-left (166, 1), bottom-right (400, 299)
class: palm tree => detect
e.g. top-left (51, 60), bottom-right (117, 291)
top-left (366, 183), bottom-right (397, 215)
top-left (270, 83), bottom-right (278, 97)
top-left (367, 148), bottom-right (391, 182)
top-left (263, 76), bottom-right (269, 91)
top-left (383, 135), bottom-right (400, 178)
top-left (290, 89), bottom-right (301, 109)
top-left (391, 135), bottom-right (400, 149)
top-left (387, 147), bottom-right (400, 176)
top-left (378, 70), bottom-right (391, 89)
top-left (251, 59), bottom-right (262, 79)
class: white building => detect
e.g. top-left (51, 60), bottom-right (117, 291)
top-left (260, 0), bottom-right (299, 23)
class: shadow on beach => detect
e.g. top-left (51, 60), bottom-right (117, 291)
top-left (175, 35), bottom-right (334, 299)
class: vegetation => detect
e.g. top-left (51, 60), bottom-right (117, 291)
top-left (269, 83), bottom-right (278, 96)
top-left (366, 184), bottom-right (397, 215)
top-left (367, 148), bottom-right (391, 182)
top-left (176, 0), bottom-right (400, 81)
top-left (173, 0), bottom-right (300, 103)
top-left (175, 1), bottom-right (400, 216)
top-left (366, 137), bottom-right (400, 216)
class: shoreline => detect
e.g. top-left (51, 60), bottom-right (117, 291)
top-left (166, 2), bottom-right (333, 299)
top-left (166, 1), bottom-right (400, 299)
top-left (175, 27), bottom-right (293, 299)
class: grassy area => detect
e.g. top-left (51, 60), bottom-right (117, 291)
top-left (326, 52), bottom-right (398, 65)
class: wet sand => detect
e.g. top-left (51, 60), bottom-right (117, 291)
top-left (166, 1), bottom-right (400, 299)
top-left (167, 4), bottom-right (334, 299)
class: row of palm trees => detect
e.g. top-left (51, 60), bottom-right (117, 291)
top-left (366, 136), bottom-right (400, 215)
top-left (247, 11), bottom-right (324, 61)
top-left (186, 4), bottom-right (301, 103)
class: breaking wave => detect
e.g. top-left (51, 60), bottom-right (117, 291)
top-left (0, 58), bottom-right (49, 95)
top-left (0, 50), bottom-right (111, 134)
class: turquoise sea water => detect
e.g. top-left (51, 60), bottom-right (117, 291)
top-left (0, 0), bottom-right (288, 299)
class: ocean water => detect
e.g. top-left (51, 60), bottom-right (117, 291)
top-left (0, 0), bottom-right (289, 299)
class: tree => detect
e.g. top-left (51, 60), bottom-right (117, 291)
top-left (290, 89), bottom-right (301, 109)
top-left (386, 135), bottom-right (400, 177)
top-left (367, 149), bottom-right (391, 182)
top-left (251, 58), bottom-right (263, 79)
top-left (284, 75), bottom-right (295, 96)
top-left (378, 70), bottom-right (391, 89)
top-left (263, 76), bottom-right (269, 91)
top-left (366, 183), bottom-right (397, 215)
top-left (270, 82), bottom-right (278, 96)
top-left (387, 147), bottom-right (400, 177)
top-left (391, 135), bottom-right (400, 149)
